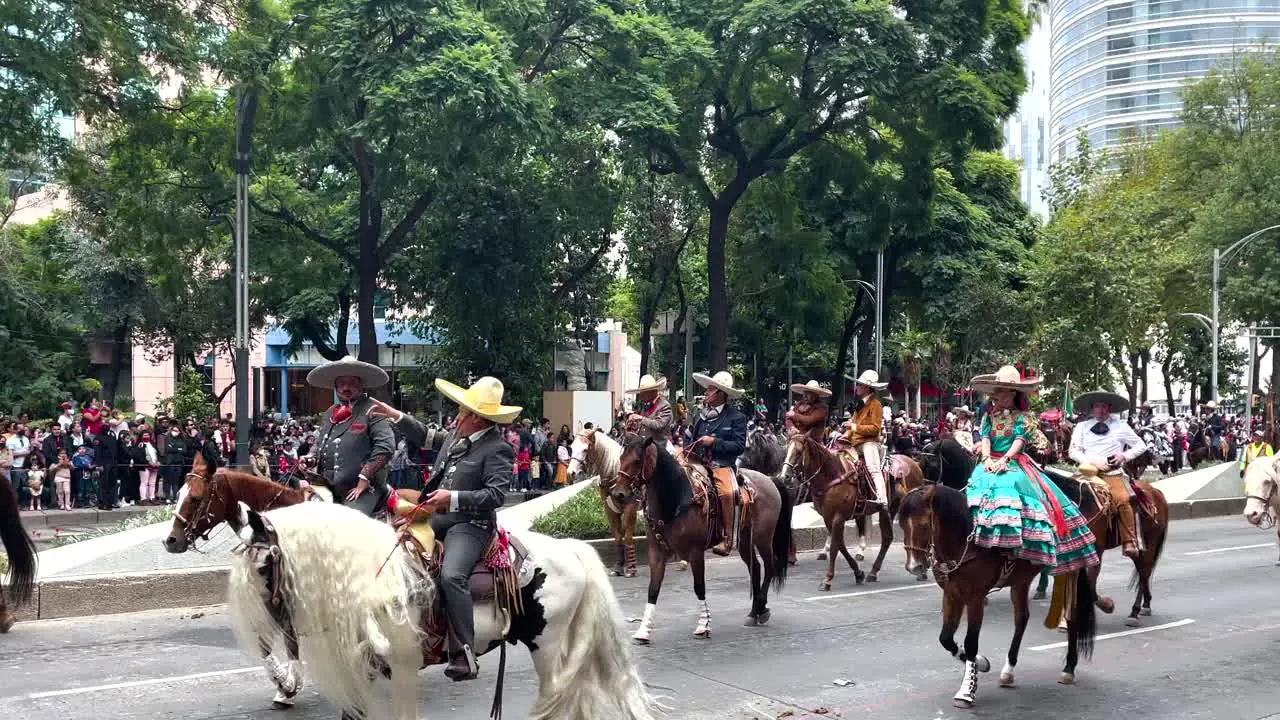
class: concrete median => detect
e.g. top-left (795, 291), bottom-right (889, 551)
top-left (9, 496), bottom-right (1250, 621)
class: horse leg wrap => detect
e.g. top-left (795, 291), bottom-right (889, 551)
top-left (954, 660), bottom-right (979, 707)
top-left (624, 543), bottom-right (637, 577)
top-left (633, 603), bottom-right (656, 644)
top-left (693, 599), bottom-right (711, 639)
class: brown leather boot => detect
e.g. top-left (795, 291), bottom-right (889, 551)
top-left (1117, 499), bottom-right (1140, 559)
top-left (711, 494), bottom-right (734, 556)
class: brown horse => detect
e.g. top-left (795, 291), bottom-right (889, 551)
top-left (786, 436), bottom-right (922, 587)
top-left (899, 483), bottom-right (1098, 708)
top-left (613, 435), bottom-right (792, 642)
top-left (0, 469), bottom-right (38, 634)
top-left (164, 448), bottom-right (316, 708)
top-left (1045, 467), bottom-right (1168, 626)
top-left (567, 429), bottom-right (640, 577)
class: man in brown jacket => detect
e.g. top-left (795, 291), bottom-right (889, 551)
top-left (625, 375), bottom-right (674, 442)
top-left (838, 370), bottom-right (888, 508)
top-left (784, 380), bottom-right (831, 483)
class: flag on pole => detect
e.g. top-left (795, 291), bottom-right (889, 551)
top-left (1062, 376), bottom-right (1074, 417)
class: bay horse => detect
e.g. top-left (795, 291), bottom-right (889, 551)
top-left (1043, 465), bottom-right (1168, 626)
top-left (164, 447), bottom-right (320, 708)
top-left (786, 435), bottom-right (923, 587)
top-left (0, 469), bottom-right (38, 634)
top-left (230, 500), bottom-right (659, 720)
top-left (899, 483), bottom-right (1098, 708)
top-left (1243, 454), bottom-right (1280, 565)
top-left (567, 429), bottom-right (640, 577)
top-left (613, 435), bottom-right (792, 642)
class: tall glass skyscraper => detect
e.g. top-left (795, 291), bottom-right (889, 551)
top-left (1049, 0), bottom-right (1280, 165)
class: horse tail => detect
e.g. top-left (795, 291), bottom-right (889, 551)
top-left (0, 471), bottom-right (36, 606)
top-left (528, 539), bottom-right (659, 720)
top-left (771, 476), bottom-right (793, 591)
top-left (1070, 568), bottom-right (1097, 661)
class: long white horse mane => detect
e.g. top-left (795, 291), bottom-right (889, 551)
top-left (227, 502), bottom-right (429, 717)
top-left (582, 429), bottom-right (622, 481)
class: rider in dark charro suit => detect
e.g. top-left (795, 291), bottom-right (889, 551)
top-left (299, 356), bottom-right (395, 516)
top-left (367, 377), bottom-right (517, 682)
top-left (690, 371), bottom-right (748, 556)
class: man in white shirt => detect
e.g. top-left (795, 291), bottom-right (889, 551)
top-left (1068, 390), bottom-right (1148, 558)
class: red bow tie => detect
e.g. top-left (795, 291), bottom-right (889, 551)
top-left (330, 404), bottom-right (352, 424)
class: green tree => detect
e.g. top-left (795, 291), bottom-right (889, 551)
top-left (156, 367), bottom-right (219, 422)
top-left (642, 0), bottom-right (1031, 367)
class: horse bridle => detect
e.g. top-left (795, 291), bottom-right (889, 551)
top-left (900, 485), bottom-right (977, 583)
top-left (175, 472), bottom-right (225, 546)
top-left (1246, 476), bottom-right (1278, 530)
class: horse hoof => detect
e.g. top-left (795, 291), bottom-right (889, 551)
top-left (819, 580), bottom-right (831, 592)
top-left (693, 630), bottom-right (711, 640)
top-left (952, 698), bottom-right (974, 709)
top-left (611, 567), bottom-right (625, 577)
top-left (678, 561), bottom-right (689, 571)
top-left (974, 655), bottom-right (991, 673)
top-left (632, 636), bottom-right (651, 646)
top-left (916, 573), bottom-right (929, 582)
top-left (866, 572), bottom-right (878, 583)
top-left (854, 572), bottom-right (865, 585)
top-left (272, 690), bottom-right (295, 709)
top-left (1125, 616), bottom-right (1140, 627)
top-left (999, 673), bottom-right (1015, 687)
top-left (1032, 590), bottom-right (1046, 601)
top-left (743, 614), bottom-right (758, 627)
top-left (1058, 672), bottom-right (1075, 685)
top-left (625, 570), bottom-right (637, 578)
top-left (1139, 607), bottom-right (1151, 617)
top-left (855, 550), bottom-right (866, 562)
top-left (755, 609), bottom-right (770, 625)
top-left (817, 552), bottom-right (828, 561)
top-left (1098, 597), bottom-right (1115, 614)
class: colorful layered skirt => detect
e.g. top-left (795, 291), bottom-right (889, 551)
top-left (966, 454), bottom-right (1100, 575)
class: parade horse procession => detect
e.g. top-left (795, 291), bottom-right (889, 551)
top-left (2, 356), bottom-right (1256, 717)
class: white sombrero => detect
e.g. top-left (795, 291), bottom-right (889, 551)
top-left (953, 405), bottom-right (974, 417)
top-left (852, 369), bottom-right (888, 390)
top-left (692, 370), bottom-right (745, 398)
top-left (790, 379), bottom-right (832, 397)
top-left (625, 374), bottom-right (668, 394)
top-left (1075, 389), bottom-right (1130, 413)
top-left (434, 376), bottom-right (523, 424)
top-left (970, 365), bottom-right (1040, 394)
top-left (306, 355), bottom-right (389, 389)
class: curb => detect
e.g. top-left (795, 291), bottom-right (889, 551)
top-left (10, 497), bottom-right (1251, 621)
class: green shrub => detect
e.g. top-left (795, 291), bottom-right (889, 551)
top-left (529, 487), bottom-right (617, 540)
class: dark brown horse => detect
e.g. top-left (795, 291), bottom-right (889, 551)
top-left (164, 448), bottom-right (315, 708)
top-left (786, 436), bottom-right (923, 588)
top-left (613, 435), bottom-right (792, 642)
top-left (0, 469), bottom-right (37, 634)
top-left (1045, 466), bottom-right (1168, 626)
top-left (899, 483), bottom-right (1098, 708)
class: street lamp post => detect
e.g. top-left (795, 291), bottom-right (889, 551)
top-left (1210, 224), bottom-right (1280, 406)
top-left (385, 341), bottom-right (402, 403)
top-left (874, 249), bottom-right (884, 374)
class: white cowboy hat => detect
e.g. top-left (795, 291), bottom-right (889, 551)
top-left (434, 376), bottom-right (522, 424)
top-left (1204, 400), bottom-right (1218, 409)
top-left (789, 379), bottom-right (832, 397)
top-left (625, 374), bottom-right (668, 394)
top-left (306, 355), bottom-right (389, 389)
top-left (852, 369), bottom-right (888, 390)
top-left (952, 405), bottom-right (974, 417)
top-left (970, 364), bottom-right (1041, 394)
top-left (1076, 389), bottom-right (1130, 413)
top-left (692, 370), bottom-right (745, 398)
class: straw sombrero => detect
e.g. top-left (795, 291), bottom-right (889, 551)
top-left (692, 370), bottom-right (745, 398)
top-left (625, 374), bottom-right (668, 394)
top-left (852, 369), bottom-right (888, 390)
top-left (434, 376), bottom-right (522, 424)
top-left (790, 379), bottom-right (832, 397)
top-left (970, 365), bottom-right (1040, 394)
top-left (306, 355), bottom-right (389, 389)
top-left (1076, 389), bottom-right (1130, 413)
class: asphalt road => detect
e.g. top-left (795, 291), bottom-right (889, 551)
top-left (1, 515), bottom-right (1278, 720)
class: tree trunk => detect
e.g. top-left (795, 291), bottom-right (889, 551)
top-left (706, 204), bottom-right (730, 370)
top-left (831, 299), bottom-right (866, 412)
top-left (106, 320), bottom-right (129, 405)
top-left (355, 256), bottom-right (378, 364)
top-left (1270, 342), bottom-right (1280, 411)
top-left (1139, 349), bottom-right (1150, 404)
top-left (637, 311), bottom-right (654, 378)
top-left (1129, 352), bottom-right (1141, 416)
top-left (563, 348), bottom-right (588, 391)
top-left (1161, 352), bottom-right (1176, 416)
top-left (1189, 383), bottom-right (1198, 413)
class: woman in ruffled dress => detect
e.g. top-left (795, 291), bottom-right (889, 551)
top-left (967, 365), bottom-right (1099, 575)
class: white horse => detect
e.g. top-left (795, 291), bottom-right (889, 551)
top-left (1243, 455), bottom-right (1280, 566)
top-left (228, 500), bottom-right (659, 720)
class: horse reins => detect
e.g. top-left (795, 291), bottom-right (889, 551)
top-left (176, 471), bottom-right (291, 547)
top-left (1246, 477), bottom-right (1278, 530)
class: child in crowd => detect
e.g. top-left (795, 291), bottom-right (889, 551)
top-left (26, 454), bottom-right (45, 511)
top-left (53, 450), bottom-right (73, 511)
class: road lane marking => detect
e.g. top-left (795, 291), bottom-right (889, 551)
top-left (27, 667), bottom-right (261, 699)
top-left (803, 583), bottom-right (934, 602)
top-left (1184, 543), bottom-right (1273, 556)
top-left (1029, 618), bottom-right (1195, 651)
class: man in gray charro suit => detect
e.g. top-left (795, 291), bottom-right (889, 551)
top-left (299, 356), bottom-right (396, 517)
top-left (368, 376), bottom-right (516, 682)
